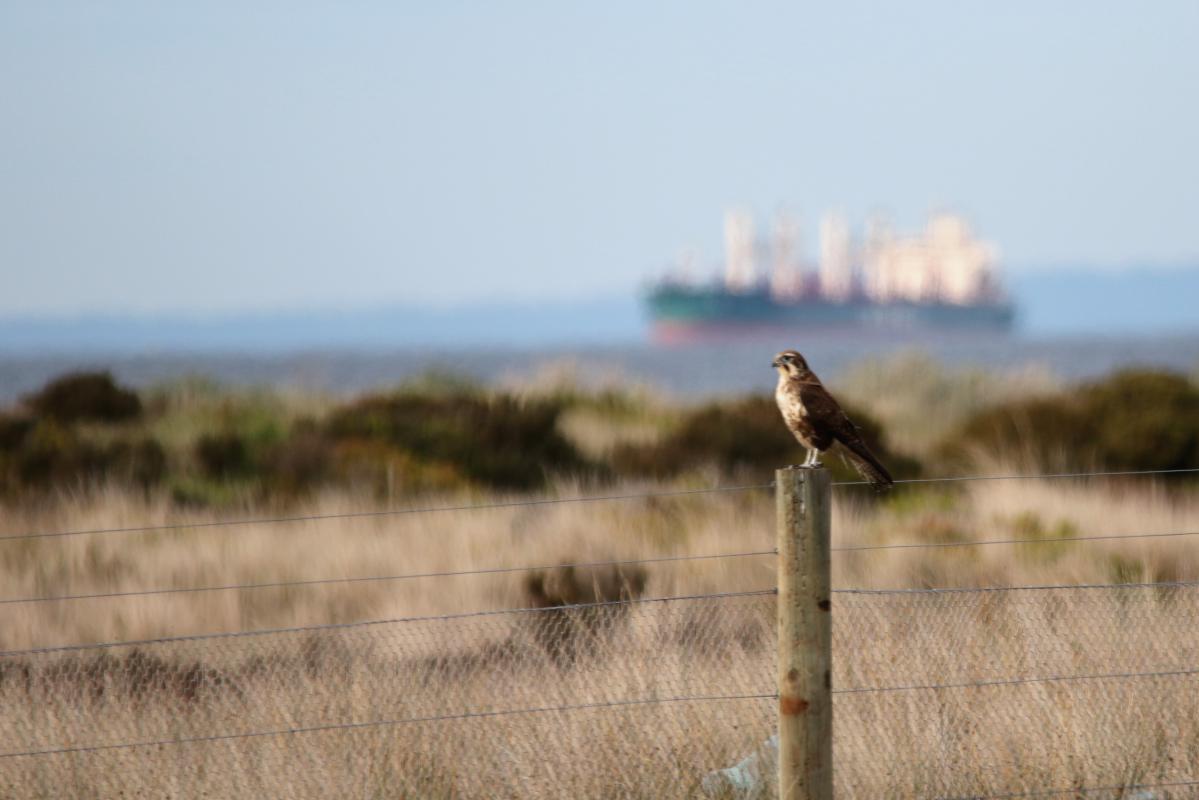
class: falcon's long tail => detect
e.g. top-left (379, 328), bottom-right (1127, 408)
top-left (839, 438), bottom-right (894, 490)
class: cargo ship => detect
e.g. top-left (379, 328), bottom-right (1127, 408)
top-left (647, 210), bottom-right (1015, 343)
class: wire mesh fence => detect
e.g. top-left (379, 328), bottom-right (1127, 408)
top-left (0, 469), bottom-right (1197, 798)
top-left (832, 582), bottom-right (1199, 799)
top-left (0, 591), bottom-right (777, 798)
top-left (4, 582), bottom-right (1199, 797)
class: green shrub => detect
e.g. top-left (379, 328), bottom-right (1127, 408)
top-left (327, 439), bottom-right (465, 498)
top-left (104, 438), bottom-right (168, 491)
top-left (23, 371), bottom-right (142, 423)
top-left (0, 421), bottom-right (165, 492)
top-left (941, 395), bottom-right (1086, 469)
top-left (9, 421), bottom-right (108, 488)
top-left (190, 421), bottom-right (335, 500)
top-left (1081, 370), bottom-right (1199, 471)
top-left (610, 394), bottom-right (918, 483)
top-left (611, 396), bottom-right (785, 478)
top-left (941, 369), bottom-right (1199, 472)
top-left (325, 390), bottom-right (592, 491)
top-left (0, 414), bottom-right (35, 451)
top-left (168, 476), bottom-right (253, 510)
top-left (194, 432), bottom-right (253, 479)
top-left (260, 425), bottom-right (334, 496)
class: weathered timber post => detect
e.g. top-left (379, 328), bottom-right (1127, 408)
top-left (776, 466), bottom-right (833, 800)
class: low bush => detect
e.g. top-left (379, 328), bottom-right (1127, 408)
top-left (325, 440), bottom-right (464, 499)
top-left (104, 437), bottom-right (168, 491)
top-left (0, 421), bottom-right (165, 494)
top-left (261, 424), bottom-right (334, 496)
top-left (940, 369), bottom-right (1199, 472)
top-left (611, 394), bottom-right (919, 483)
top-left (23, 371), bottom-right (142, 423)
top-left (523, 562), bottom-right (648, 664)
top-left (1082, 369), bottom-right (1199, 471)
top-left (0, 414), bottom-right (35, 451)
top-left (325, 390), bottom-right (592, 491)
top-left (194, 432), bottom-right (253, 479)
top-left (7, 421), bottom-right (108, 488)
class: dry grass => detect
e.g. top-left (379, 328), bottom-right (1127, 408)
top-left (0, 474), bottom-right (1197, 797)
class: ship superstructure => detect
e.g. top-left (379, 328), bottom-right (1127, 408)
top-left (647, 210), bottom-right (1014, 342)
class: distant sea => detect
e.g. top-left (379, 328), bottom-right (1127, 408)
top-left (0, 266), bottom-right (1195, 402)
top-left (1, 332), bottom-right (1197, 404)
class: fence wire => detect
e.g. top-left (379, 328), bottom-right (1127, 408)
top-left (8, 523), bottom-right (1196, 607)
top-left (0, 549), bottom-right (776, 607)
top-left (3, 466), bottom-right (1195, 546)
top-left (3, 466), bottom-right (1197, 797)
top-left (833, 528), bottom-right (1199, 552)
top-left (5, 582), bottom-right (1199, 798)
top-left (831, 582), bottom-right (1199, 799)
top-left (0, 482), bottom-right (777, 544)
top-left (0, 591), bottom-right (777, 798)
top-left (942, 779), bottom-right (1199, 799)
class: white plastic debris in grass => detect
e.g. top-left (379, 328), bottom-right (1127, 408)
top-left (700, 735), bottom-right (777, 798)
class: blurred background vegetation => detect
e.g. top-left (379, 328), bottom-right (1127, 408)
top-left (0, 355), bottom-right (1196, 510)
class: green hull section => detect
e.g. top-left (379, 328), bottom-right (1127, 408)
top-left (648, 285), bottom-right (1014, 341)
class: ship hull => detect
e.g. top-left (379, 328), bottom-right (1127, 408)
top-left (648, 286), bottom-right (1014, 344)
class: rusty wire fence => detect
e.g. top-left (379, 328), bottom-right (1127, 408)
top-left (0, 469), bottom-right (1197, 798)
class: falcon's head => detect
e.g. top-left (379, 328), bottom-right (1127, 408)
top-left (771, 349), bottom-right (810, 378)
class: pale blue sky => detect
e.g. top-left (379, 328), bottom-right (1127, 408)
top-left (2, 1), bottom-right (1197, 315)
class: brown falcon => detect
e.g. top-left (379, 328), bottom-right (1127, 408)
top-left (772, 349), bottom-right (894, 488)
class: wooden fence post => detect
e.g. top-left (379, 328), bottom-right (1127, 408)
top-left (776, 466), bottom-right (833, 800)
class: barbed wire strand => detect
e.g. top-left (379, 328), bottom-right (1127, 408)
top-left (0, 588), bottom-right (777, 658)
top-left (0, 691), bottom-right (776, 761)
top-left (0, 482), bottom-right (774, 544)
top-left (7, 667), bottom-right (1198, 761)
top-left (940, 777), bottom-right (1199, 799)
top-left (836, 466), bottom-right (1199, 488)
top-left (835, 577), bottom-right (1199, 595)
top-left (9, 525), bottom-right (1195, 605)
top-left (835, 665), bottom-right (1199, 696)
top-left (6, 578), bottom-right (1190, 655)
top-left (0, 549), bottom-right (776, 606)
top-left (834, 529), bottom-right (1199, 553)
top-left (2, 467), bottom-right (1194, 546)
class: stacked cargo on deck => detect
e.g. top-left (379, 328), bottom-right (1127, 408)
top-left (648, 210), bottom-right (1014, 342)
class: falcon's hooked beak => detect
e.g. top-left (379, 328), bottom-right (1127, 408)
top-left (771, 358), bottom-right (781, 368)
